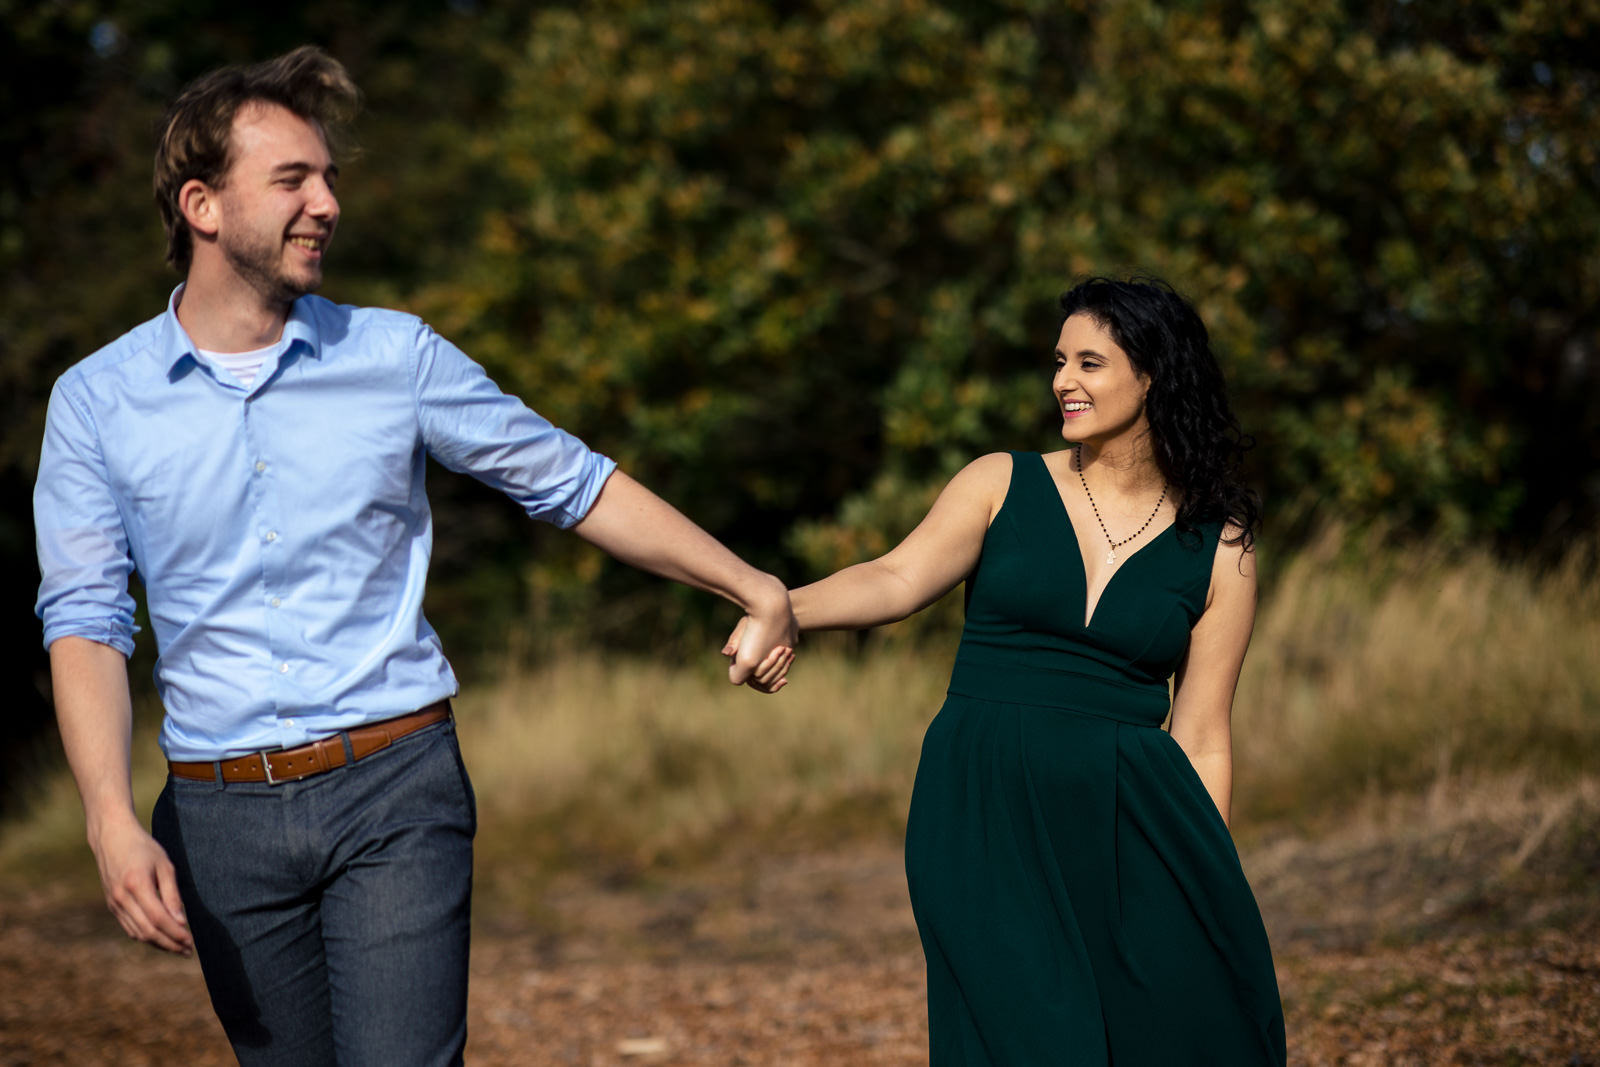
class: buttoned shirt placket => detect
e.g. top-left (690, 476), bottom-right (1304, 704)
top-left (199, 341), bottom-right (303, 741)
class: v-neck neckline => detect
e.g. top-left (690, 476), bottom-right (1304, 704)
top-left (1037, 453), bottom-right (1176, 630)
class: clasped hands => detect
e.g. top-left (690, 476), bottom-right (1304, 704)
top-left (722, 590), bottom-right (798, 694)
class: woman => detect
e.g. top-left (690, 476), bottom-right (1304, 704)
top-left (734, 277), bottom-right (1285, 1064)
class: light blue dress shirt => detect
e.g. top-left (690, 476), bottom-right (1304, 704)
top-left (35, 287), bottom-right (616, 761)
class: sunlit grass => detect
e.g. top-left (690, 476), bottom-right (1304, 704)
top-left (4, 534), bottom-right (1595, 908)
top-left (461, 641), bottom-right (949, 906)
top-left (1234, 531), bottom-right (1598, 826)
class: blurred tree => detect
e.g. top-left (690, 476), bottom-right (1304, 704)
top-left (9, 0), bottom-right (1600, 686)
top-left (431, 0), bottom-right (1597, 609)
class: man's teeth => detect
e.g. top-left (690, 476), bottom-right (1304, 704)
top-left (289, 237), bottom-right (320, 249)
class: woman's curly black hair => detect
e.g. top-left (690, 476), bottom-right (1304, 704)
top-left (1057, 276), bottom-right (1261, 550)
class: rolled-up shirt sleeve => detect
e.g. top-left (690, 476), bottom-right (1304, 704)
top-left (410, 323), bottom-right (615, 528)
top-left (34, 378), bottom-right (139, 655)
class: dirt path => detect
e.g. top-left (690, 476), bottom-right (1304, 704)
top-left (4, 809), bottom-right (1599, 1066)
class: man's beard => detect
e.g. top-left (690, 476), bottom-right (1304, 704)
top-left (221, 228), bottom-right (323, 307)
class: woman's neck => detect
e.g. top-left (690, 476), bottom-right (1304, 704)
top-left (1074, 432), bottom-right (1165, 496)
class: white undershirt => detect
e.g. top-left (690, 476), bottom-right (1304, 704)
top-left (197, 338), bottom-right (287, 389)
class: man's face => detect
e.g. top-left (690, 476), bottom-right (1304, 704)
top-left (211, 101), bottom-right (340, 305)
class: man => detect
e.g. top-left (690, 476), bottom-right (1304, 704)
top-left (34, 46), bottom-right (795, 1065)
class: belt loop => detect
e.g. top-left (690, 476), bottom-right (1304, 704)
top-left (340, 730), bottom-right (356, 766)
top-left (212, 760), bottom-right (225, 788)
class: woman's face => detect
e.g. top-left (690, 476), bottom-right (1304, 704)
top-left (1052, 312), bottom-right (1151, 444)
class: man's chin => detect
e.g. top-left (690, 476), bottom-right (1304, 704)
top-left (276, 270), bottom-right (323, 303)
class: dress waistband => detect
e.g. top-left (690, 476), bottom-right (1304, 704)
top-left (946, 659), bottom-right (1169, 728)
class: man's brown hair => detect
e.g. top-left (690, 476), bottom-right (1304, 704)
top-left (154, 46), bottom-right (360, 273)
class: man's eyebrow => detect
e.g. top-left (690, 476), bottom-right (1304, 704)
top-left (268, 162), bottom-right (340, 179)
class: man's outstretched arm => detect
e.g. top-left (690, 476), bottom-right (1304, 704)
top-left (570, 470), bottom-right (796, 690)
top-left (50, 636), bottom-right (193, 954)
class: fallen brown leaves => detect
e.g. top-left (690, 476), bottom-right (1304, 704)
top-left (1279, 923), bottom-right (1600, 1067)
top-left (3, 785), bottom-right (1597, 1066)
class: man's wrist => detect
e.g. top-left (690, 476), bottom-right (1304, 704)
top-left (741, 573), bottom-right (792, 619)
top-left (84, 799), bottom-right (142, 846)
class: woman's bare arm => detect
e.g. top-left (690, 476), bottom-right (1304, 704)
top-left (1168, 529), bottom-right (1257, 828)
top-left (789, 453), bottom-right (1012, 632)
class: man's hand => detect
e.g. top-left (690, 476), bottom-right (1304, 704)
top-left (722, 594), bottom-right (797, 694)
top-left (89, 811), bottom-right (193, 955)
top-left (49, 636), bottom-right (192, 955)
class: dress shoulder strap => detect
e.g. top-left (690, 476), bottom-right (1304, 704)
top-left (997, 451), bottom-right (1059, 528)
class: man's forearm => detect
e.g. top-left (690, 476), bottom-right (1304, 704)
top-left (49, 635), bottom-right (139, 834)
top-left (50, 635), bottom-right (194, 954)
top-left (571, 470), bottom-right (788, 614)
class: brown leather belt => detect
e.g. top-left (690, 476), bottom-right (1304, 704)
top-left (168, 701), bottom-right (452, 785)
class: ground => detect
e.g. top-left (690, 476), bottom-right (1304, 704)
top-left (3, 794), bottom-right (1598, 1066)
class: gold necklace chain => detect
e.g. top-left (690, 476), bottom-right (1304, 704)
top-left (1075, 445), bottom-right (1167, 565)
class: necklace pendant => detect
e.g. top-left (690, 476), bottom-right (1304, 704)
top-left (1105, 549), bottom-right (1117, 566)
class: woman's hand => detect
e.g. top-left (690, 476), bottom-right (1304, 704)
top-left (722, 614), bottom-right (795, 693)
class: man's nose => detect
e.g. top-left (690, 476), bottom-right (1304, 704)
top-left (307, 179), bottom-right (339, 221)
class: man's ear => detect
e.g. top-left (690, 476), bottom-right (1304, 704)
top-left (178, 178), bottom-right (220, 238)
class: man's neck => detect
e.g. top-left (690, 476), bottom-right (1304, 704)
top-left (175, 264), bottom-right (293, 354)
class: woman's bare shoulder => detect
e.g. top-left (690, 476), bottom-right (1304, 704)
top-left (1210, 521), bottom-right (1258, 601)
top-left (961, 451), bottom-right (1016, 482)
top-left (946, 452), bottom-right (1016, 523)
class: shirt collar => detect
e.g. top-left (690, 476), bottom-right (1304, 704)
top-left (156, 283), bottom-right (324, 376)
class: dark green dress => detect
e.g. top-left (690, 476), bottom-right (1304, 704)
top-left (904, 452), bottom-right (1285, 1065)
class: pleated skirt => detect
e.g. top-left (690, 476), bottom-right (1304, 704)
top-left (904, 696), bottom-right (1287, 1066)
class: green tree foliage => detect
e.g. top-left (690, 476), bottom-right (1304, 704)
top-left (428, 0), bottom-right (1597, 608)
top-left (8, 0), bottom-right (1600, 661)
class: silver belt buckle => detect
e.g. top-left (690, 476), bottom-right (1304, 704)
top-left (258, 748), bottom-right (287, 786)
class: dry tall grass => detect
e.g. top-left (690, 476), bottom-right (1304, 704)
top-left (461, 644), bottom-right (949, 905)
top-left (1234, 531), bottom-right (1598, 825)
top-left (4, 535), bottom-right (1595, 906)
